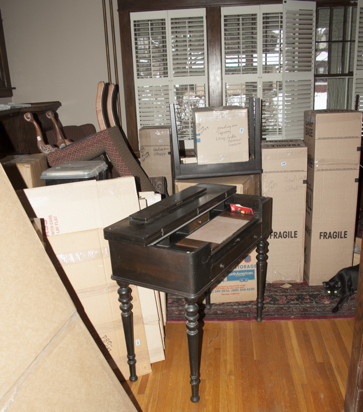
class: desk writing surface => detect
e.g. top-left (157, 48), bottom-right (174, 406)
top-left (186, 215), bottom-right (250, 244)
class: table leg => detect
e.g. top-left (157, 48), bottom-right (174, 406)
top-left (185, 298), bottom-right (201, 403)
top-left (256, 238), bottom-right (269, 322)
top-left (115, 281), bottom-right (138, 382)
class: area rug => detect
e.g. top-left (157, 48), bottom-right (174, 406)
top-left (167, 283), bottom-right (357, 322)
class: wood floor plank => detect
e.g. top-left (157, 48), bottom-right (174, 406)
top-left (127, 318), bottom-right (354, 411)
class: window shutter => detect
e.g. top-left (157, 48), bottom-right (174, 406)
top-left (222, 2), bottom-right (315, 140)
top-left (131, 10), bottom-right (207, 143)
top-left (223, 10), bottom-right (258, 76)
top-left (171, 16), bottom-right (206, 77)
top-left (223, 6), bottom-right (259, 112)
top-left (353, 0), bottom-right (363, 110)
top-left (133, 17), bottom-right (168, 79)
top-left (283, 1), bottom-right (315, 139)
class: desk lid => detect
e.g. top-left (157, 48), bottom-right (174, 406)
top-left (104, 183), bottom-right (236, 246)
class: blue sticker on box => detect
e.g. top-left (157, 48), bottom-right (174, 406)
top-left (226, 270), bottom-right (255, 282)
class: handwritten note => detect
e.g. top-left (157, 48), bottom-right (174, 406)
top-left (195, 107), bottom-right (249, 164)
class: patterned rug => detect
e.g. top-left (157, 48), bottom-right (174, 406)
top-left (167, 283), bottom-right (357, 322)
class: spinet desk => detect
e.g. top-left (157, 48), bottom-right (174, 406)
top-left (104, 183), bottom-right (272, 402)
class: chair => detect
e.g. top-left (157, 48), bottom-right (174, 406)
top-left (24, 82), bottom-right (167, 194)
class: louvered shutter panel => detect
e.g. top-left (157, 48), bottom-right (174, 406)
top-left (222, 2), bottom-right (315, 140)
top-left (131, 10), bottom-right (206, 143)
top-left (133, 18), bottom-right (168, 79)
top-left (353, 0), bottom-right (363, 110)
top-left (171, 16), bottom-right (205, 77)
top-left (169, 10), bottom-right (207, 142)
top-left (223, 7), bottom-right (259, 111)
top-left (283, 1), bottom-right (315, 139)
top-left (137, 85), bottom-right (170, 125)
top-left (261, 8), bottom-right (284, 139)
top-left (132, 12), bottom-right (170, 128)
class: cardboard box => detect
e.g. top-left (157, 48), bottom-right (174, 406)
top-left (139, 127), bottom-right (173, 194)
top-left (174, 174), bottom-right (260, 195)
top-left (304, 169), bottom-right (359, 284)
top-left (137, 191), bottom-right (166, 362)
top-left (262, 140), bottom-right (307, 282)
top-left (77, 284), bottom-right (152, 378)
top-left (138, 288), bottom-right (165, 363)
top-left (0, 166), bottom-right (136, 411)
top-left (0, 153), bottom-right (47, 189)
top-left (194, 107), bottom-right (249, 164)
top-left (304, 110), bottom-right (362, 170)
top-left (24, 177), bottom-right (154, 376)
top-left (304, 111), bottom-right (361, 285)
top-left (210, 252), bottom-right (257, 303)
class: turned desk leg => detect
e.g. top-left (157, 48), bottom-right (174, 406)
top-left (185, 299), bottom-right (201, 403)
top-left (256, 238), bottom-right (269, 322)
top-left (115, 281), bottom-right (138, 382)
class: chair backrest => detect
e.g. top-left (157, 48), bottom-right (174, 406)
top-left (106, 83), bottom-right (120, 128)
top-left (96, 81), bottom-right (109, 131)
top-left (96, 81), bottom-right (121, 131)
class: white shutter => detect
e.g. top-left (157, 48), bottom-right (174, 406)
top-left (223, 9), bottom-right (258, 76)
top-left (171, 15), bottom-right (206, 77)
top-left (131, 10), bottom-right (207, 142)
top-left (353, 0), bottom-right (363, 110)
top-left (283, 1), bottom-right (315, 139)
top-left (222, 2), bottom-right (315, 140)
top-left (133, 17), bottom-right (168, 80)
top-left (137, 85), bottom-right (170, 125)
top-left (223, 6), bottom-right (260, 112)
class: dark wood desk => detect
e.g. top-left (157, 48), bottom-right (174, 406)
top-left (104, 184), bottom-right (272, 403)
top-left (0, 101), bottom-right (61, 156)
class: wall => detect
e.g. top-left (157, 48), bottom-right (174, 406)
top-left (0, 0), bottom-right (124, 129)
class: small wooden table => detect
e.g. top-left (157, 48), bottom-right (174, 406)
top-left (104, 184), bottom-right (272, 402)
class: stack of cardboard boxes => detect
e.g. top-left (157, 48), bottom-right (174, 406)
top-left (1, 167), bottom-right (136, 410)
top-left (172, 109), bottom-right (362, 301)
top-left (23, 177), bottom-right (166, 378)
top-left (261, 141), bottom-right (307, 282)
top-left (303, 111), bottom-right (362, 285)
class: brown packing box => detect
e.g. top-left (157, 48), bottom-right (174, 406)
top-left (139, 127), bottom-right (173, 194)
top-left (304, 110), bottom-right (361, 285)
top-left (77, 284), bottom-right (152, 377)
top-left (262, 140), bottom-right (307, 282)
top-left (0, 166), bottom-right (136, 411)
top-left (174, 174), bottom-right (260, 196)
top-left (138, 288), bottom-right (166, 363)
top-left (0, 153), bottom-right (47, 189)
top-left (304, 110), bottom-right (362, 170)
top-left (137, 191), bottom-right (166, 363)
top-left (194, 107), bottom-right (249, 164)
top-left (47, 222), bottom-right (165, 366)
top-left (24, 177), bottom-right (153, 376)
top-left (304, 169), bottom-right (359, 285)
top-left (210, 252), bottom-right (257, 303)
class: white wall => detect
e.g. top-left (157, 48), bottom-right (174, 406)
top-left (0, 0), bottom-right (122, 129)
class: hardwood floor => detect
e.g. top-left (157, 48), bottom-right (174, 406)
top-left (125, 318), bottom-right (354, 412)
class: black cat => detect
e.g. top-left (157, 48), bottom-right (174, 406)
top-left (323, 264), bottom-right (359, 313)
